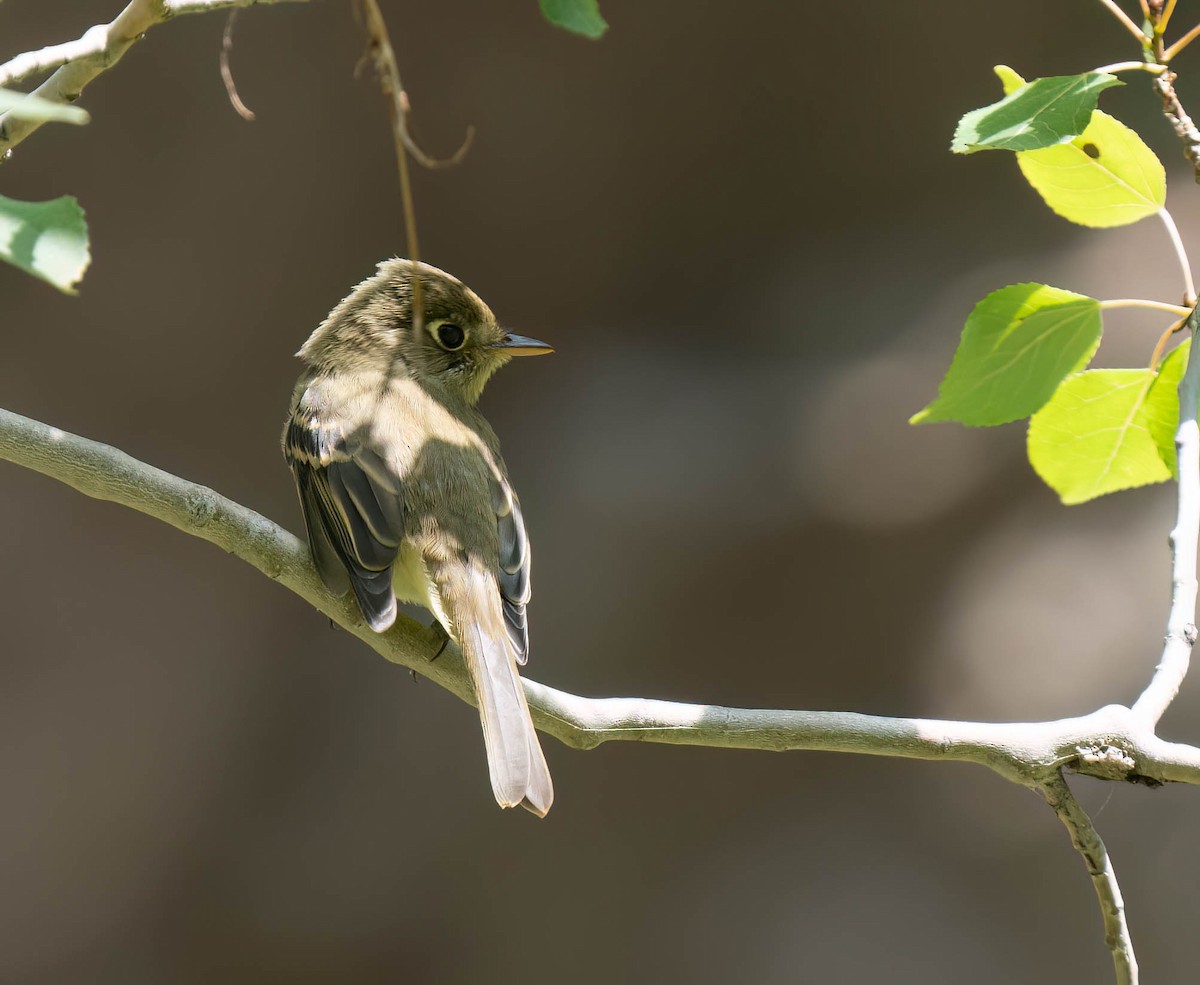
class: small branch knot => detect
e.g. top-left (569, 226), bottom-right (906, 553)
top-left (185, 490), bottom-right (217, 527)
top-left (1186, 623), bottom-right (1197, 646)
top-left (1074, 744), bottom-right (1136, 780)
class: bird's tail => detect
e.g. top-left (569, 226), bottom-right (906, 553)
top-left (456, 569), bottom-right (553, 817)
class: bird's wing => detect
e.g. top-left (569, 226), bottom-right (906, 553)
top-left (491, 474), bottom-right (532, 665)
top-left (284, 415), bottom-right (406, 632)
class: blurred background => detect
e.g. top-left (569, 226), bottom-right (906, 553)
top-left (3, 0), bottom-right (1200, 981)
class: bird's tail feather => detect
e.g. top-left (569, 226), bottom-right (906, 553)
top-left (458, 571), bottom-right (553, 818)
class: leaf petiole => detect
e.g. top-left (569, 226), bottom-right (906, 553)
top-left (1096, 0), bottom-right (1152, 45)
top-left (1100, 298), bottom-right (1194, 317)
top-left (1163, 21), bottom-right (1200, 60)
top-left (1159, 208), bottom-right (1196, 303)
top-left (1159, 0), bottom-right (1180, 37)
top-left (1094, 60), bottom-right (1166, 74)
top-left (1149, 317), bottom-right (1189, 370)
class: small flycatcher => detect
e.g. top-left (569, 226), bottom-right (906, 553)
top-left (283, 259), bottom-right (554, 817)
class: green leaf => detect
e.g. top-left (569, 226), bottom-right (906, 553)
top-left (952, 72), bottom-right (1121, 154)
top-left (0, 194), bottom-right (91, 293)
top-left (1147, 338), bottom-right (1192, 475)
top-left (539, 0), bottom-right (608, 38)
top-left (1016, 109), bottom-right (1165, 227)
top-left (911, 284), bottom-right (1102, 426)
top-left (1028, 368), bottom-right (1172, 504)
top-left (0, 87), bottom-right (90, 125)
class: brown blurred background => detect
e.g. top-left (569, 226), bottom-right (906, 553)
top-left (4, 0), bottom-right (1200, 981)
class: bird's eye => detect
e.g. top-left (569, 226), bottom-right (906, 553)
top-left (436, 323), bottom-right (466, 350)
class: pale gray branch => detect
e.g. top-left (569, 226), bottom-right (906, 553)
top-left (1041, 772), bottom-right (1137, 985)
top-left (1132, 305), bottom-right (1200, 724)
top-left (1, 4), bottom-right (1192, 983)
top-left (0, 0), bottom-right (310, 156)
top-left (3, 404), bottom-right (1200, 795)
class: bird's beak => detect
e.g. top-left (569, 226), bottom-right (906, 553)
top-left (491, 332), bottom-right (554, 357)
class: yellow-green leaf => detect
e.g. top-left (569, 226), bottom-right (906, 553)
top-left (1147, 338), bottom-right (1192, 475)
top-left (1028, 369), bottom-right (1171, 503)
top-left (995, 65), bottom-right (1027, 96)
top-left (1016, 110), bottom-right (1165, 227)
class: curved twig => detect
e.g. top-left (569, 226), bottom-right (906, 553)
top-left (357, 0), bottom-right (475, 170)
top-left (220, 9), bottom-right (257, 121)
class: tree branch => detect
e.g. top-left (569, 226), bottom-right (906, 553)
top-left (3, 404), bottom-right (1200, 791)
top-left (0, 0), bottom-right (310, 158)
top-left (1132, 308), bottom-right (1200, 726)
top-left (1152, 68), bottom-right (1200, 181)
top-left (1041, 772), bottom-right (1137, 985)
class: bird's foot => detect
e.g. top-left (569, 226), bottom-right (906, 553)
top-left (429, 620), bottom-right (450, 662)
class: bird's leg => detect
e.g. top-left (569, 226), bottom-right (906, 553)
top-left (428, 619), bottom-right (450, 661)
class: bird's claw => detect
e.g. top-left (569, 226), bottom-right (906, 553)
top-left (429, 620), bottom-right (450, 662)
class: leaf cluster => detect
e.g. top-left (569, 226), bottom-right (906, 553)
top-left (914, 66), bottom-right (1194, 504)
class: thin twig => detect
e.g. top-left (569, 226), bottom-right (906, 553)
top-left (1132, 305), bottom-right (1200, 725)
top-left (1041, 773), bottom-right (1137, 985)
top-left (0, 0), bottom-right (307, 157)
top-left (1097, 0), bottom-right (1152, 44)
top-left (358, 0), bottom-right (426, 325)
top-left (220, 9), bottom-right (256, 121)
top-left (1164, 21), bottom-right (1200, 60)
top-left (356, 0), bottom-right (474, 172)
top-left (357, 0), bottom-right (476, 341)
top-left (1152, 70), bottom-right (1200, 180)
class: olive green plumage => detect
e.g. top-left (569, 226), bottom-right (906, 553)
top-left (283, 259), bottom-right (554, 817)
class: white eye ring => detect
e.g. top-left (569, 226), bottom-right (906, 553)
top-left (428, 319), bottom-right (467, 351)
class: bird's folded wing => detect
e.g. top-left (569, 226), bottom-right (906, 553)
top-left (491, 475), bottom-right (532, 665)
top-left (284, 416), bottom-right (406, 632)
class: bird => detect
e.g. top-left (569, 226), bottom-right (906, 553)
top-left (282, 259), bottom-right (554, 817)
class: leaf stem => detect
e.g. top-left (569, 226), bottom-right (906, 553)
top-left (1160, 0), bottom-right (1179, 36)
top-left (1158, 208), bottom-right (1196, 304)
top-left (1148, 317), bottom-right (1187, 370)
top-left (1100, 298), bottom-right (1194, 316)
top-left (1097, 0), bottom-right (1152, 45)
top-left (1163, 21), bottom-right (1200, 60)
top-left (1094, 60), bottom-right (1166, 73)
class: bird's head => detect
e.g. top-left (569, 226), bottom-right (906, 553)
top-left (297, 259), bottom-right (552, 404)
